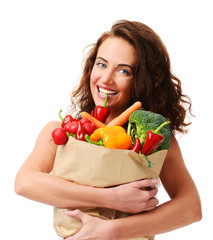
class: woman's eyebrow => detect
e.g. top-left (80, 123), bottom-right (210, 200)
top-left (118, 63), bottom-right (133, 70)
top-left (96, 56), bottom-right (108, 62)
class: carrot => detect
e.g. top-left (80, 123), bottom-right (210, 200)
top-left (80, 112), bottom-right (106, 128)
top-left (106, 101), bottom-right (142, 127)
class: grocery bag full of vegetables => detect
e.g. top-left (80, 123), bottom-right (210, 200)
top-left (52, 101), bottom-right (171, 240)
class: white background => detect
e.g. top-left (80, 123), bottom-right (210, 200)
top-left (0, 0), bottom-right (212, 239)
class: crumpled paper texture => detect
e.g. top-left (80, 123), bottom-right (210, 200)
top-left (52, 137), bottom-right (167, 239)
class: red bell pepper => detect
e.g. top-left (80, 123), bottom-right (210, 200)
top-left (94, 93), bottom-right (110, 123)
top-left (141, 121), bottom-right (170, 156)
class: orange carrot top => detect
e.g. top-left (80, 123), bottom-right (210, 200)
top-left (107, 101), bottom-right (142, 127)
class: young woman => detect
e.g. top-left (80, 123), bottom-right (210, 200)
top-left (15, 20), bottom-right (202, 239)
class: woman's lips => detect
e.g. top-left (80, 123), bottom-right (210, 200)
top-left (97, 86), bottom-right (118, 98)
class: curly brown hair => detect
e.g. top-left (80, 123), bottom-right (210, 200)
top-left (71, 20), bottom-right (193, 134)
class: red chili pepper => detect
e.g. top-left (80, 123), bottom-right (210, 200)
top-left (141, 121), bottom-right (170, 156)
top-left (59, 109), bottom-right (75, 128)
top-left (95, 93), bottom-right (110, 123)
top-left (51, 128), bottom-right (68, 145)
top-left (76, 121), bottom-right (86, 141)
top-left (130, 137), bottom-right (141, 153)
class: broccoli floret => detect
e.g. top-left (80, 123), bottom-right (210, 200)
top-left (127, 110), bottom-right (171, 151)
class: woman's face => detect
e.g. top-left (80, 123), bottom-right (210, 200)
top-left (90, 37), bottom-right (136, 120)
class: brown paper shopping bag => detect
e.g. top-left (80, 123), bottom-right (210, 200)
top-left (52, 137), bottom-right (167, 239)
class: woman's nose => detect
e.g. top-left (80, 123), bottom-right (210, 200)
top-left (100, 69), bottom-right (114, 84)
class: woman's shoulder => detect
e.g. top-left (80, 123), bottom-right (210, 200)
top-left (43, 120), bottom-right (62, 131)
top-left (36, 120), bottom-right (62, 143)
top-left (31, 121), bottom-right (62, 156)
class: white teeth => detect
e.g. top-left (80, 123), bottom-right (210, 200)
top-left (99, 87), bottom-right (117, 95)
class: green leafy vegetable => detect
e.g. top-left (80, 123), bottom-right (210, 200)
top-left (127, 109), bottom-right (171, 151)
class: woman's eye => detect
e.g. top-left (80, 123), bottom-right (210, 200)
top-left (96, 62), bottom-right (106, 68)
top-left (119, 69), bottom-right (130, 76)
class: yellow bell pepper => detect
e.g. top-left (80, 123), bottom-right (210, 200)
top-left (90, 126), bottom-right (132, 149)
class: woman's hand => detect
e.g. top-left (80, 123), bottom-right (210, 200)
top-left (64, 179), bottom-right (159, 240)
top-left (109, 179), bottom-right (159, 214)
top-left (64, 210), bottom-right (115, 240)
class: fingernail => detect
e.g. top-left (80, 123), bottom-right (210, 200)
top-left (151, 179), bottom-right (159, 183)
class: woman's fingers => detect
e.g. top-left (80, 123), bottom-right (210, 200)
top-left (64, 210), bottom-right (87, 240)
top-left (65, 209), bottom-right (86, 222)
top-left (142, 187), bottom-right (158, 200)
top-left (146, 197), bottom-right (159, 210)
top-left (110, 179), bottom-right (160, 214)
top-left (64, 210), bottom-right (112, 240)
top-left (132, 178), bottom-right (159, 189)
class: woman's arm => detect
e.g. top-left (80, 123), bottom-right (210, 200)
top-left (65, 135), bottom-right (202, 240)
top-left (15, 121), bottom-right (109, 208)
top-left (15, 121), bottom-right (159, 212)
top-left (111, 135), bottom-right (202, 239)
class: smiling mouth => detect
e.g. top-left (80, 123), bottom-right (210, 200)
top-left (98, 86), bottom-right (118, 96)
